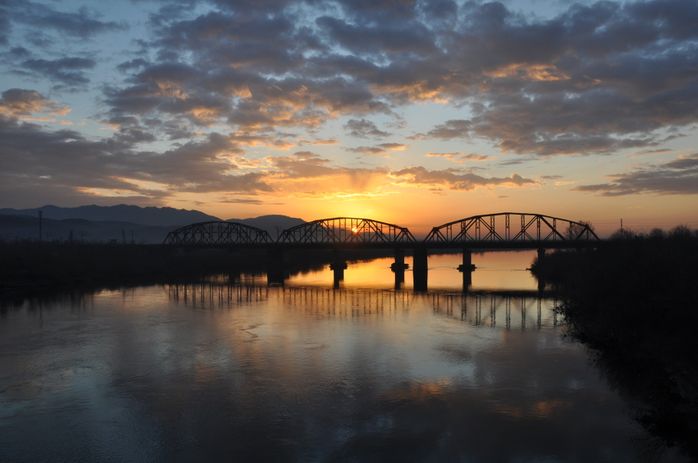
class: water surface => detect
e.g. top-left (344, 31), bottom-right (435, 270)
top-left (0, 253), bottom-right (685, 462)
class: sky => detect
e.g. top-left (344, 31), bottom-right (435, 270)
top-left (0, 0), bottom-right (697, 235)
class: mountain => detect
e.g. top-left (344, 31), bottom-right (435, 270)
top-left (0, 214), bottom-right (172, 243)
top-left (228, 214), bottom-right (306, 238)
top-left (0, 206), bottom-right (307, 243)
top-left (0, 205), bottom-right (220, 227)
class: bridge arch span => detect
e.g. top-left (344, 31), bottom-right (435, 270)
top-left (277, 217), bottom-right (415, 245)
top-left (164, 221), bottom-right (272, 246)
top-left (425, 212), bottom-right (599, 244)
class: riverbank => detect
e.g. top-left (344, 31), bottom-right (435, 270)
top-left (531, 231), bottom-right (698, 459)
top-left (0, 242), bottom-right (401, 301)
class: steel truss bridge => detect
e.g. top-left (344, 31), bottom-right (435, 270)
top-left (164, 221), bottom-right (272, 246)
top-left (164, 212), bottom-right (599, 250)
top-left (164, 213), bottom-right (600, 291)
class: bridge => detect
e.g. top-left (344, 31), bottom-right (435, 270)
top-left (164, 212), bottom-right (599, 291)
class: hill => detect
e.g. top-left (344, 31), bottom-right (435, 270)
top-left (0, 204), bottom-right (220, 227)
top-left (0, 214), bottom-right (172, 243)
top-left (228, 215), bottom-right (305, 238)
top-left (0, 206), bottom-right (306, 243)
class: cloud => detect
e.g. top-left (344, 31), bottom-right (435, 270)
top-left (344, 118), bottom-right (389, 138)
top-left (416, 120), bottom-right (470, 140)
top-left (0, 88), bottom-right (69, 118)
top-left (267, 151), bottom-right (390, 195)
top-left (575, 153), bottom-right (698, 195)
top-left (20, 57), bottom-right (96, 90)
top-left (5, 1), bottom-right (124, 38)
top-left (0, 7), bottom-right (9, 45)
top-left (392, 167), bottom-right (535, 191)
top-left (426, 152), bottom-right (489, 163)
top-left (0, 118), bottom-right (272, 206)
top-left (316, 15), bottom-right (436, 56)
top-left (96, 0), bottom-right (698, 157)
top-left (348, 143), bottom-right (406, 155)
top-left (3, 0), bottom-right (698, 206)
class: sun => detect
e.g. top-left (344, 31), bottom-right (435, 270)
top-left (351, 226), bottom-right (359, 234)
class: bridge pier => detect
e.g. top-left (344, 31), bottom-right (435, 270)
top-left (537, 248), bottom-right (546, 292)
top-left (266, 247), bottom-right (286, 286)
top-left (457, 250), bottom-right (476, 292)
top-left (330, 251), bottom-right (347, 289)
top-left (412, 246), bottom-right (428, 292)
top-left (390, 248), bottom-right (409, 289)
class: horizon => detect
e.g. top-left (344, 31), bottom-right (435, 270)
top-left (3, 202), bottom-right (696, 238)
top-left (1, 0), bottom-right (697, 236)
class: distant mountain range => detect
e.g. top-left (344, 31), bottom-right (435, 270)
top-left (0, 205), bottom-right (219, 227)
top-left (227, 215), bottom-right (305, 237)
top-left (0, 205), bottom-right (305, 243)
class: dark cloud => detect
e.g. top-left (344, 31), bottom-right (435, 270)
top-left (0, 7), bottom-right (9, 45)
top-left (3, 0), bottom-right (698, 205)
top-left (95, 0), bottom-right (698, 157)
top-left (6, 1), bottom-right (124, 38)
top-left (426, 152), bottom-right (489, 163)
top-left (406, 0), bottom-right (698, 155)
top-left (316, 15), bottom-right (436, 55)
top-left (344, 118), bottom-right (389, 138)
top-left (217, 197), bottom-right (282, 205)
top-left (417, 120), bottom-right (470, 139)
top-left (0, 117), bottom-right (272, 205)
top-left (0, 88), bottom-right (68, 117)
top-left (348, 143), bottom-right (406, 155)
top-left (20, 57), bottom-right (96, 90)
top-left (575, 153), bottom-right (698, 195)
top-left (393, 166), bottom-right (535, 191)
top-left (116, 58), bottom-right (150, 73)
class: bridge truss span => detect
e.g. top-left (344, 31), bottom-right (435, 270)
top-left (425, 212), bottom-right (599, 245)
top-left (164, 221), bottom-right (272, 246)
top-left (277, 217), bottom-right (416, 246)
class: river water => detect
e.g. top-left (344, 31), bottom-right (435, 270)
top-left (0, 252), bottom-right (687, 462)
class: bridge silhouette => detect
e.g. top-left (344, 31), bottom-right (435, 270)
top-left (164, 212), bottom-right (599, 291)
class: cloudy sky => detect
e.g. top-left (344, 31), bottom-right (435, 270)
top-left (1, 0), bottom-right (697, 234)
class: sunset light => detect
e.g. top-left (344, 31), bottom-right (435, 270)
top-left (1, 0), bottom-right (697, 461)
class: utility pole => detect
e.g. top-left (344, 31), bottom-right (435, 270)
top-left (620, 218), bottom-right (623, 232)
top-left (38, 210), bottom-right (43, 241)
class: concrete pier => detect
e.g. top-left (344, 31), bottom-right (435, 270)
top-left (457, 250), bottom-right (476, 291)
top-left (330, 252), bottom-right (347, 289)
top-left (266, 247), bottom-right (286, 286)
top-left (390, 248), bottom-right (409, 289)
top-left (412, 246), bottom-right (428, 292)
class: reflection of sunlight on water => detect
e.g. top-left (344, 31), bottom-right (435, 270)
top-left (284, 251), bottom-right (539, 291)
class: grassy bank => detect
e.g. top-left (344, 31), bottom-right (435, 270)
top-left (532, 229), bottom-right (698, 459)
top-left (0, 242), bottom-right (402, 300)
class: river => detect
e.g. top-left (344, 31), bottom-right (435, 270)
top-left (0, 251), bottom-right (687, 462)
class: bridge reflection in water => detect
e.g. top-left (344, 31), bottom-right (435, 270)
top-left (166, 283), bottom-right (561, 331)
